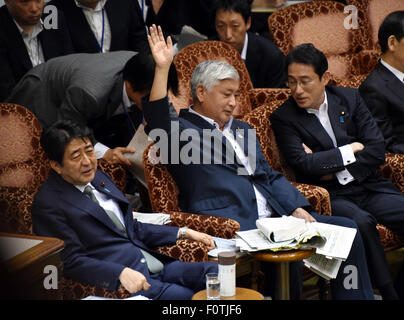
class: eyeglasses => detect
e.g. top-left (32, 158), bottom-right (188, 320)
top-left (286, 78), bottom-right (315, 89)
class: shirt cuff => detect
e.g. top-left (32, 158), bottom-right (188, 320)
top-left (95, 142), bottom-right (109, 159)
top-left (339, 144), bottom-right (356, 166)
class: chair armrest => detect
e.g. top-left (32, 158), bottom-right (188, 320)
top-left (291, 182), bottom-right (331, 216)
top-left (167, 211), bottom-right (240, 239)
top-left (379, 153), bottom-right (404, 194)
top-left (155, 239), bottom-right (209, 262)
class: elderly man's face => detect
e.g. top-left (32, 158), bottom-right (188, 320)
top-left (197, 79), bottom-right (240, 130)
top-left (5, 0), bottom-right (44, 27)
top-left (76, 0), bottom-right (102, 9)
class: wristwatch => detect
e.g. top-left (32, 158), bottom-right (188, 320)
top-left (178, 226), bottom-right (188, 239)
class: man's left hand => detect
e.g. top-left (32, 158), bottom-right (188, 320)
top-left (103, 147), bottom-right (135, 166)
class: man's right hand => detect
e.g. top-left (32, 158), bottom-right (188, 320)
top-left (350, 142), bottom-right (364, 154)
top-left (119, 267), bottom-right (151, 294)
top-left (102, 147), bottom-right (135, 167)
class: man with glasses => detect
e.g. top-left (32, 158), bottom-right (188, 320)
top-left (270, 43), bottom-right (404, 300)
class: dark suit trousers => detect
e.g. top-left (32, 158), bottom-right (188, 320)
top-left (331, 188), bottom-right (404, 289)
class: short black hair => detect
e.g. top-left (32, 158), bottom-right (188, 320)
top-left (285, 43), bottom-right (328, 79)
top-left (122, 52), bottom-right (179, 96)
top-left (212, 0), bottom-right (252, 24)
top-left (40, 120), bottom-right (96, 165)
top-left (378, 11), bottom-right (404, 54)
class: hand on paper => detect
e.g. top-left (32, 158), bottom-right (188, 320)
top-left (103, 147), bottom-right (135, 166)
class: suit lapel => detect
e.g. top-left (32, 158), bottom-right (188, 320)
top-left (378, 63), bottom-right (404, 105)
top-left (326, 89), bottom-right (350, 146)
top-left (294, 100), bottom-right (335, 150)
top-left (52, 170), bottom-right (131, 237)
top-left (104, 0), bottom-right (118, 50)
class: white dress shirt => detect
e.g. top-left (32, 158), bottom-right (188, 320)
top-left (75, 183), bottom-right (126, 226)
top-left (75, 0), bottom-right (112, 53)
top-left (381, 59), bottom-right (404, 84)
top-left (305, 92), bottom-right (356, 185)
top-left (188, 107), bottom-right (273, 219)
top-left (241, 33), bottom-right (248, 61)
top-left (14, 20), bottom-right (45, 67)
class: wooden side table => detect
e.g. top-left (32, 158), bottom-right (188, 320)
top-left (251, 248), bottom-right (314, 300)
top-left (0, 233), bottom-right (65, 299)
top-left (192, 287), bottom-right (264, 300)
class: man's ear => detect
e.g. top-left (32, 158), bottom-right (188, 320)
top-left (246, 16), bottom-right (252, 31)
top-left (387, 35), bottom-right (398, 52)
top-left (321, 71), bottom-right (331, 86)
top-left (50, 160), bottom-right (62, 175)
top-left (125, 80), bottom-right (135, 96)
top-left (195, 85), bottom-right (206, 103)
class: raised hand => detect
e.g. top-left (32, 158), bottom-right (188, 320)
top-left (147, 25), bottom-right (173, 70)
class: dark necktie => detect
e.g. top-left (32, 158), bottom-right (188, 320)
top-left (83, 185), bottom-right (163, 273)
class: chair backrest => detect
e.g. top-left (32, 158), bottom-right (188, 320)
top-left (0, 103), bottom-right (51, 234)
top-left (143, 142), bottom-right (182, 213)
top-left (243, 88), bottom-right (294, 180)
top-left (347, 0), bottom-right (404, 50)
top-left (173, 40), bottom-right (254, 118)
top-left (268, 1), bottom-right (366, 87)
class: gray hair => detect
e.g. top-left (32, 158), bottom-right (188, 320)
top-left (190, 60), bottom-right (240, 100)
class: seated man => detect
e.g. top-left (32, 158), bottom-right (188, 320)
top-left (143, 25), bottom-right (374, 300)
top-left (0, 0), bottom-right (74, 100)
top-left (211, 0), bottom-right (286, 88)
top-left (32, 120), bottom-right (217, 299)
top-left (270, 43), bottom-right (404, 300)
top-left (50, 0), bottom-right (149, 53)
top-left (6, 51), bottom-right (178, 167)
top-left (359, 11), bottom-right (404, 154)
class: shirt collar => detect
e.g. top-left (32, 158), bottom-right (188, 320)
top-left (188, 106), bottom-right (233, 131)
top-left (241, 33), bottom-right (248, 60)
top-left (75, 183), bottom-right (93, 193)
top-left (13, 18), bottom-right (43, 38)
top-left (75, 0), bottom-right (107, 12)
top-left (306, 91), bottom-right (328, 115)
top-left (381, 58), bottom-right (404, 84)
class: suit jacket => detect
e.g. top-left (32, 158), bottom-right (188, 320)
top-left (50, 0), bottom-right (148, 54)
top-left (210, 32), bottom-right (286, 89)
top-left (0, 4), bottom-right (74, 101)
top-left (32, 170), bottom-right (178, 295)
top-left (245, 32), bottom-right (286, 89)
top-left (143, 96), bottom-right (311, 231)
top-left (270, 86), bottom-right (402, 197)
top-left (6, 51), bottom-right (136, 130)
top-left (359, 62), bottom-right (404, 154)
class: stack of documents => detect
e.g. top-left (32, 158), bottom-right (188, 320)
top-left (234, 217), bottom-right (357, 280)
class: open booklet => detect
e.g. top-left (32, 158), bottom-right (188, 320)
top-left (235, 217), bottom-right (357, 280)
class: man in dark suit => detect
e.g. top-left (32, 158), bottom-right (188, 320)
top-left (0, 0), bottom-right (74, 101)
top-left (143, 24), bottom-right (375, 300)
top-left (270, 43), bottom-right (404, 300)
top-left (6, 51), bottom-right (178, 166)
top-left (32, 120), bottom-right (216, 299)
top-left (50, 0), bottom-right (148, 54)
top-left (359, 11), bottom-right (404, 154)
top-left (212, 0), bottom-right (286, 88)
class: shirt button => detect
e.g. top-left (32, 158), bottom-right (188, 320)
top-left (343, 177), bottom-right (347, 180)
top-left (140, 258), bottom-right (146, 263)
